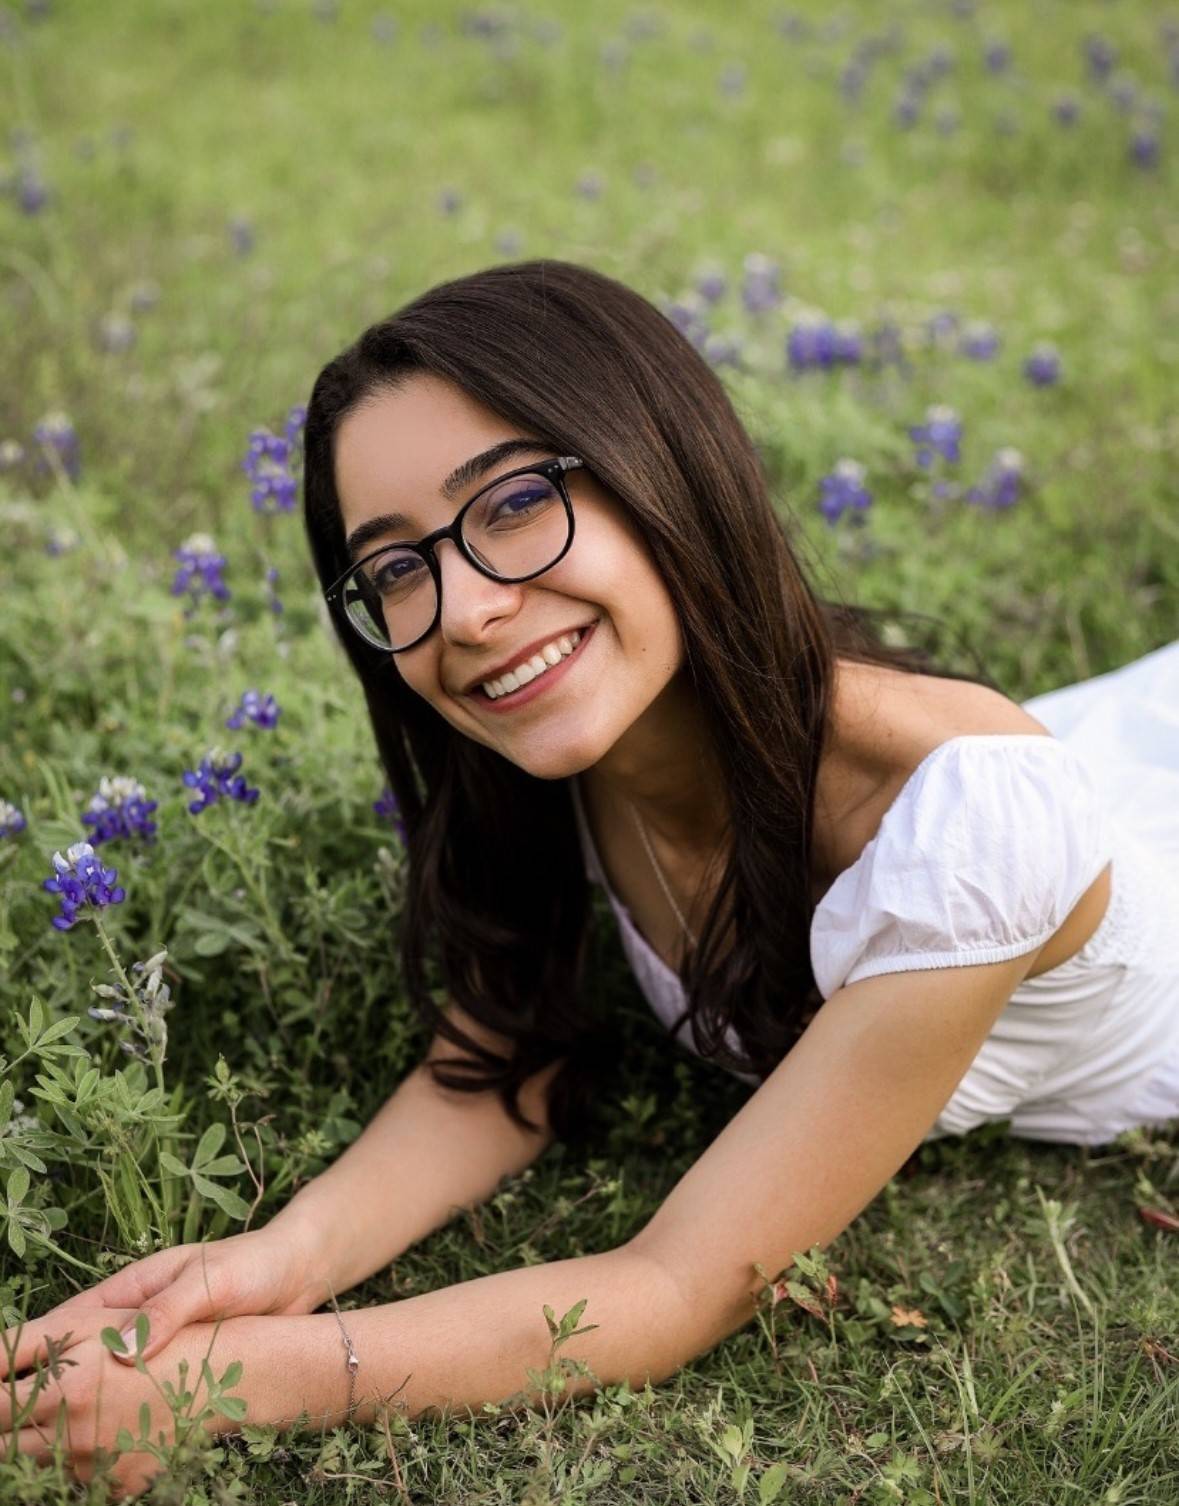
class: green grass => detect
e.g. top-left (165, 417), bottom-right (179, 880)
top-left (1, 0), bottom-right (1178, 1500)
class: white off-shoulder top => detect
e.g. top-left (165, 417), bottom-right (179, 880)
top-left (570, 640), bottom-right (1179, 1147)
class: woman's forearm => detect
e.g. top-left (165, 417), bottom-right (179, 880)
top-left (265, 1053), bottom-right (564, 1305)
top-left (215, 1244), bottom-right (704, 1432)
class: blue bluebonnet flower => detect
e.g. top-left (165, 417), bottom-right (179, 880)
top-left (694, 267), bottom-right (727, 304)
top-left (1023, 343), bottom-right (1061, 386)
top-left (786, 317), bottom-right (862, 372)
top-left (1130, 130), bottom-right (1159, 170)
top-left (894, 91), bottom-right (921, 129)
top-left (741, 253), bottom-right (782, 315)
top-left (42, 842), bottom-right (127, 931)
top-left (959, 321), bottom-right (1001, 360)
top-left (1053, 94), bottom-right (1081, 126)
top-left (264, 565), bottom-right (284, 615)
top-left (984, 40), bottom-right (1011, 74)
top-left (1083, 34), bottom-right (1117, 82)
top-left (909, 405), bottom-right (963, 467)
top-left (240, 406), bottom-right (305, 516)
top-left (228, 216), bottom-right (255, 255)
top-left (663, 293), bottom-right (710, 348)
top-left (702, 332), bottom-right (742, 368)
top-left (374, 787), bottom-right (408, 845)
top-left (924, 310), bottom-right (959, 348)
top-left (45, 525), bottom-right (80, 557)
top-left (82, 776), bottom-right (159, 846)
top-left (182, 748), bottom-right (260, 814)
top-left (494, 228), bottom-right (523, 256)
top-left (437, 186), bottom-right (463, 215)
top-left (129, 280), bottom-right (161, 314)
top-left (88, 949), bottom-right (174, 1063)
top-left (32, 412), bottom-right (81, 482)
top-left (171, 532), bottom-right (230, 610)
top-left (0, 439), bottom-right (25, 472)
top-left (818, 460), bottom-right (872, 526)
top-left (226, 689), bottom-right (280, 730)
top-left (839, 59), bottom-right (868, 103)
top-left (0, 800), bottom-right (27, 838)
top-left (15, 168), bottom-right (49, 215)
top-left (965, 448), bottom-right (1024, 510)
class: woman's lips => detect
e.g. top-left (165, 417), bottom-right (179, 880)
top-left (472, 621), bottom-right (597, 712)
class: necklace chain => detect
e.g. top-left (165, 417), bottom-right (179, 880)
top-left (627, 800), bottom-right (699, 949)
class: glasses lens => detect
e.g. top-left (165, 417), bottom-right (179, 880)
top-left (342, 548), bottom-right (435, 652)
top-left (462, 473), bottom-right (570, 581)
top-left (342, 472), bottom-right (571, 652)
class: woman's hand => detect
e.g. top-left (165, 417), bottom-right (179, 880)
top-left (0, 1314), bottom-right (258, 1500)
top-left (1, 1226), bottom-right (322, 1384)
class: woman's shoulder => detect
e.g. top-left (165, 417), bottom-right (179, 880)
top-left (812, 659), bottom-right (1053, 893)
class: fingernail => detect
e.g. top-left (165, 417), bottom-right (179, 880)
top-left (115, 1327), bottom-right (139, 1360)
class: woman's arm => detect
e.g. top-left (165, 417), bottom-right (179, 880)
top-left (266, 1003), bottom-right (565, 1305)
top-left (215, 951), bottom-right (1039, 1432)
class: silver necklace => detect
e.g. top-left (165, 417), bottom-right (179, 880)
top-left (627, 799), bottom-right (699, 949)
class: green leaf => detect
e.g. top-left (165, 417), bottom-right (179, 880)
top-left (200, 1154), bottom-right (246, 1178)
top-left (35, 1017), bottom-right (81, 1047)
top-left (7, 1144), bottom-right (48, 1174)
top-left (195, 1179), bottom-right (251, 1220)
top-left (159, 1151), bottom-right (191, 1179)
top-left (0, 1080), bottom-right (13, 1133)
top-left (219, 1360), bottom-right (243, 1389)
top-left (6, 1166), bottom-right (29, 1207)
top-left (759, 1462), bottom-right (791, 1504)
top-left (138, 1401), bottom-right (151, 1437)
top-left (28, 998), bottom-right (44, 1042)
top-left (7, 1221), bottom-right (25, 1259)
top-left (193, 1122), bottom-right (227, 1168)
top-left (193, 931), bottom-right (230, 957)
top-left (102, 1325), bottom-right (130, 1354)
top-left (720, 1424), bottom-right (745, 1461)
top-left (212, 1394), bottom-right (248, 1420)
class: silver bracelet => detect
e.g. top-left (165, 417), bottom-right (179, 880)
top-left (329, 1306), bottom-right (360, 1422)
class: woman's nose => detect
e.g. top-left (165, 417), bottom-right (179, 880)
top-left (434, 536), bottom-right (521, 637)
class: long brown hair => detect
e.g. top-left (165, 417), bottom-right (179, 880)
top-left (302, 259), bottom-right (996, 1144)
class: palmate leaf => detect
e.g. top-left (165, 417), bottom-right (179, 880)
top-left (6, 1166), bottom-right (30, 1207)
top-left (193, 1122), bottom-right (227, 1168)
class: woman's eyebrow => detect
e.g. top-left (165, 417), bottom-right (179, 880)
top-left (344, 437), bottom-right (551, 561)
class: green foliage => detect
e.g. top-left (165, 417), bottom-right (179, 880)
top-left (1, 0), bottom-right (1177, 1500)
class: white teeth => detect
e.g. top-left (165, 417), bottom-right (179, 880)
top-left (481, 627), bottom-right (588, 699)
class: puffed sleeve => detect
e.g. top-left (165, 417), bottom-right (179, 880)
top-left (809, 735), bottom-right (1113, 1000)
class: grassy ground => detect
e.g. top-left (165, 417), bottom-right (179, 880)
top-left (1, 0), bottom-right (1178, 1500)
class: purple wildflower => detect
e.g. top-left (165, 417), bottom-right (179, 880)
top-left (494, 228), bottom-right (523, 256)
top-left (909, 405), bottom-right (963, 467)
top-left (1052, 94), bottom-right (1081, 126)
top-left (1083, 34), bottom-right (1117, 82)
top-left (702, 331), bottom-right (742, 368)
top-left (694, 267), bottom-right (727, 304)
top-left (16, 168), bottom-right (50, 215)
top-left (0, 800), bottom-right (27, 838)
top-left (664, 293), bottom-right (710, 347)
top-left (81, 776), bottom-right (159, 846)
top-left (984, 40), bottom-right (1011, 74)
top-left (958, 321), bottom-right (1001, 360)
top-left (228, 216), bottom-right (255, 255)
top-left (45, 525), bottom-right (80, 557)
top-left (924, 310), bottom-right (960, 348)
top-left (965, 448), bottom-right (1024, 510)
top-left (741, 253), bottom-right (782, 315)
top-left (786, 317), bottom-right (861, 372)
top-left (242, 430), bottom-right (298, 514)
top-left (42, 841), bottom-right (126, 931)
top-left (437, 187), bottom-right (463, 215)
top-left (818, 459), bottom-right (873, 526)
top-left (264, 565), bottom-right (284, 615)
top-left (182, 748), bottom-right (260, 814)
top-left (226, 689), bottom-right (281, 730)
top-left (1130, 130), bottom-right (1159, 170)
top-left (894, 91), bottom-right (921, 128)
top-left (374, 787), bottom-right (408, 845)
top-left (171, 532), bottom-right (230, 608)
top-left (32, 412), bottom-right (80, 482)
top-left (1023, 343), bottom-right (1061, 386)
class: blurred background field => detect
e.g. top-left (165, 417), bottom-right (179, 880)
top-left (1, 0), bottom-right (1178, 1501)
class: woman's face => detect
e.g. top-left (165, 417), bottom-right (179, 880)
top-left (333, 372), bottom-right (686, 781)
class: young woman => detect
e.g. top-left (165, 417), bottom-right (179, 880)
top-left (5, 259), bottom-right (1178, 1493)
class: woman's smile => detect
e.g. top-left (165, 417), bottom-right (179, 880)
top-left (466, 620), bottom-right (599, 714)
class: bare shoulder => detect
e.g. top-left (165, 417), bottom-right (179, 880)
top-left (813, 657), bottom-right (1051, 888)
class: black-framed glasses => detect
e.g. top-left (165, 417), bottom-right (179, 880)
top-left (324, 456), bottom-right (585, 654)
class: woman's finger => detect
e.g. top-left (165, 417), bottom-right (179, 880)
top-left (0, 1365), bottom-right (70, 1433)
